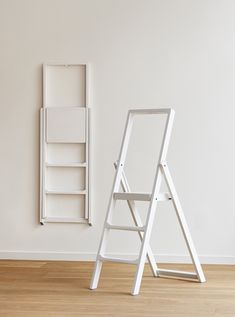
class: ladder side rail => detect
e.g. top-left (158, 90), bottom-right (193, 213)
top-left (131, 110), bottom-right (175, 295)
top-left (42, 64), bottom-right (47, 107)
top-left (158, 109), bottom-right (175, 164)
top-left (87, 107), bottom-right (92, 224)
top-left (86, 64), bottom-right (91, 223)
top-left (90, 112), bottom-right (134, 290)
top-left (40, 109), bottom-right (46, 222)
top-left (161, 163), bottom-right (206, 282)
top-left (85, 108), bottom-right (89, 220)
top-left (40, 64), bottom-right (47, 222)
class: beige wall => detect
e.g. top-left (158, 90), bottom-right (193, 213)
top-left (0, 0), bottom-right (234, 263)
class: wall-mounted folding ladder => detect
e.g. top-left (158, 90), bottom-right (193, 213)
top-left (40, 63), bottom-right (91, 225)
top-left (90, 108), bottom-right (205, 295)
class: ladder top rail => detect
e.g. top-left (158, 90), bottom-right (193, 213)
top-left (129, 108), bottom-right (174, 115)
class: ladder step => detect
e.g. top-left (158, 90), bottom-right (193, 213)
top-left (106, 223), bottom-right (145, 232)
top-left (113, 192), bottom-right (171, 201)
top-left (99, 255), bottom-right (138, 265)
top-left (114, 192), bottom-right (151, 201)
top-left (157, 269), bottom-right (198, 280)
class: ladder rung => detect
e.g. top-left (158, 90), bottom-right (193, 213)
top-left (157, 269), bottom-right (198, 280)
top-left (114, 192), bottom-right (151, 201)
top-left (106, 223), bottom-right (145, 232)
top-left (99, 255), bottom-right (138, 265)
top-left (46, 190), bottom-right (86, 195)
top-left (113, 192), bottom-right (171, 201)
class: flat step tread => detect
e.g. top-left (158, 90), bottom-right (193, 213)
top-left (106, 223), bottom-right (145, 232)
top-left (99, 255), bottom-right (138, 265)
top-left (113, 192), bottom-right (171, 201)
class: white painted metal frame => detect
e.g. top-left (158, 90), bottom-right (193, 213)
top-left (90, 108), bottom-right (205, 295)
top-left (40, 63), bottom-right (91, 225)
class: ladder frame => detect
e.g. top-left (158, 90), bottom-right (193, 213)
top-left (90, 108), bottom-right (205, 295)
top-left (40, 63), bottom-right (92, 225)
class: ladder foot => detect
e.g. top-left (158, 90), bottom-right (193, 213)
top-left (198, 276), bottom-right (206, 283)
top-left (90, 260), bottom-right (103, 290)
top-left (131, 290), bottom-right (140, 296)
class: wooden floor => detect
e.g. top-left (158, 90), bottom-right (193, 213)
top-left (0, 261), bottom-right (234, 317)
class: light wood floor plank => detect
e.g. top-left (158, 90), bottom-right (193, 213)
top-left (0, 261), bottom-right (234, 317)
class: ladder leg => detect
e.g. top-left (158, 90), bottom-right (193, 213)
top-left (132, 248), bottom-right (148, 295)
top-left (120, 170), bottom-right (158, 277)
top-left (89, 228), bottom-right (106, 289)
top-left (131, 200), bottom-right (159, 295)
top-left (90, 112), bottom-right (134, 290)
top-left (90, 200), bottom-right (115, 289)
top-left (161, 163), bottom-right (206, 283)
top-left (90, 198), bottom-right (116, 289)
top-left (131, 110), bottom-right (174, 295)
top-left (131, 171), bottom-right (163, 295)
top-left (90, 259), bottom-right (103, 289)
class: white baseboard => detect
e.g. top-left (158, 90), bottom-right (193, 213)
top-left (0, 251), bottom-right (234, 264)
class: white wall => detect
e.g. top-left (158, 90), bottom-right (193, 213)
top-left (0, 0), bottom-right (234, 264)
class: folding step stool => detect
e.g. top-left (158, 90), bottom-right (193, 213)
top-left (90, 108), bottom-right (206, 295)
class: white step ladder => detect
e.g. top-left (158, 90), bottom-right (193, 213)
top-left (90, 108), bottom-right (206, 295)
